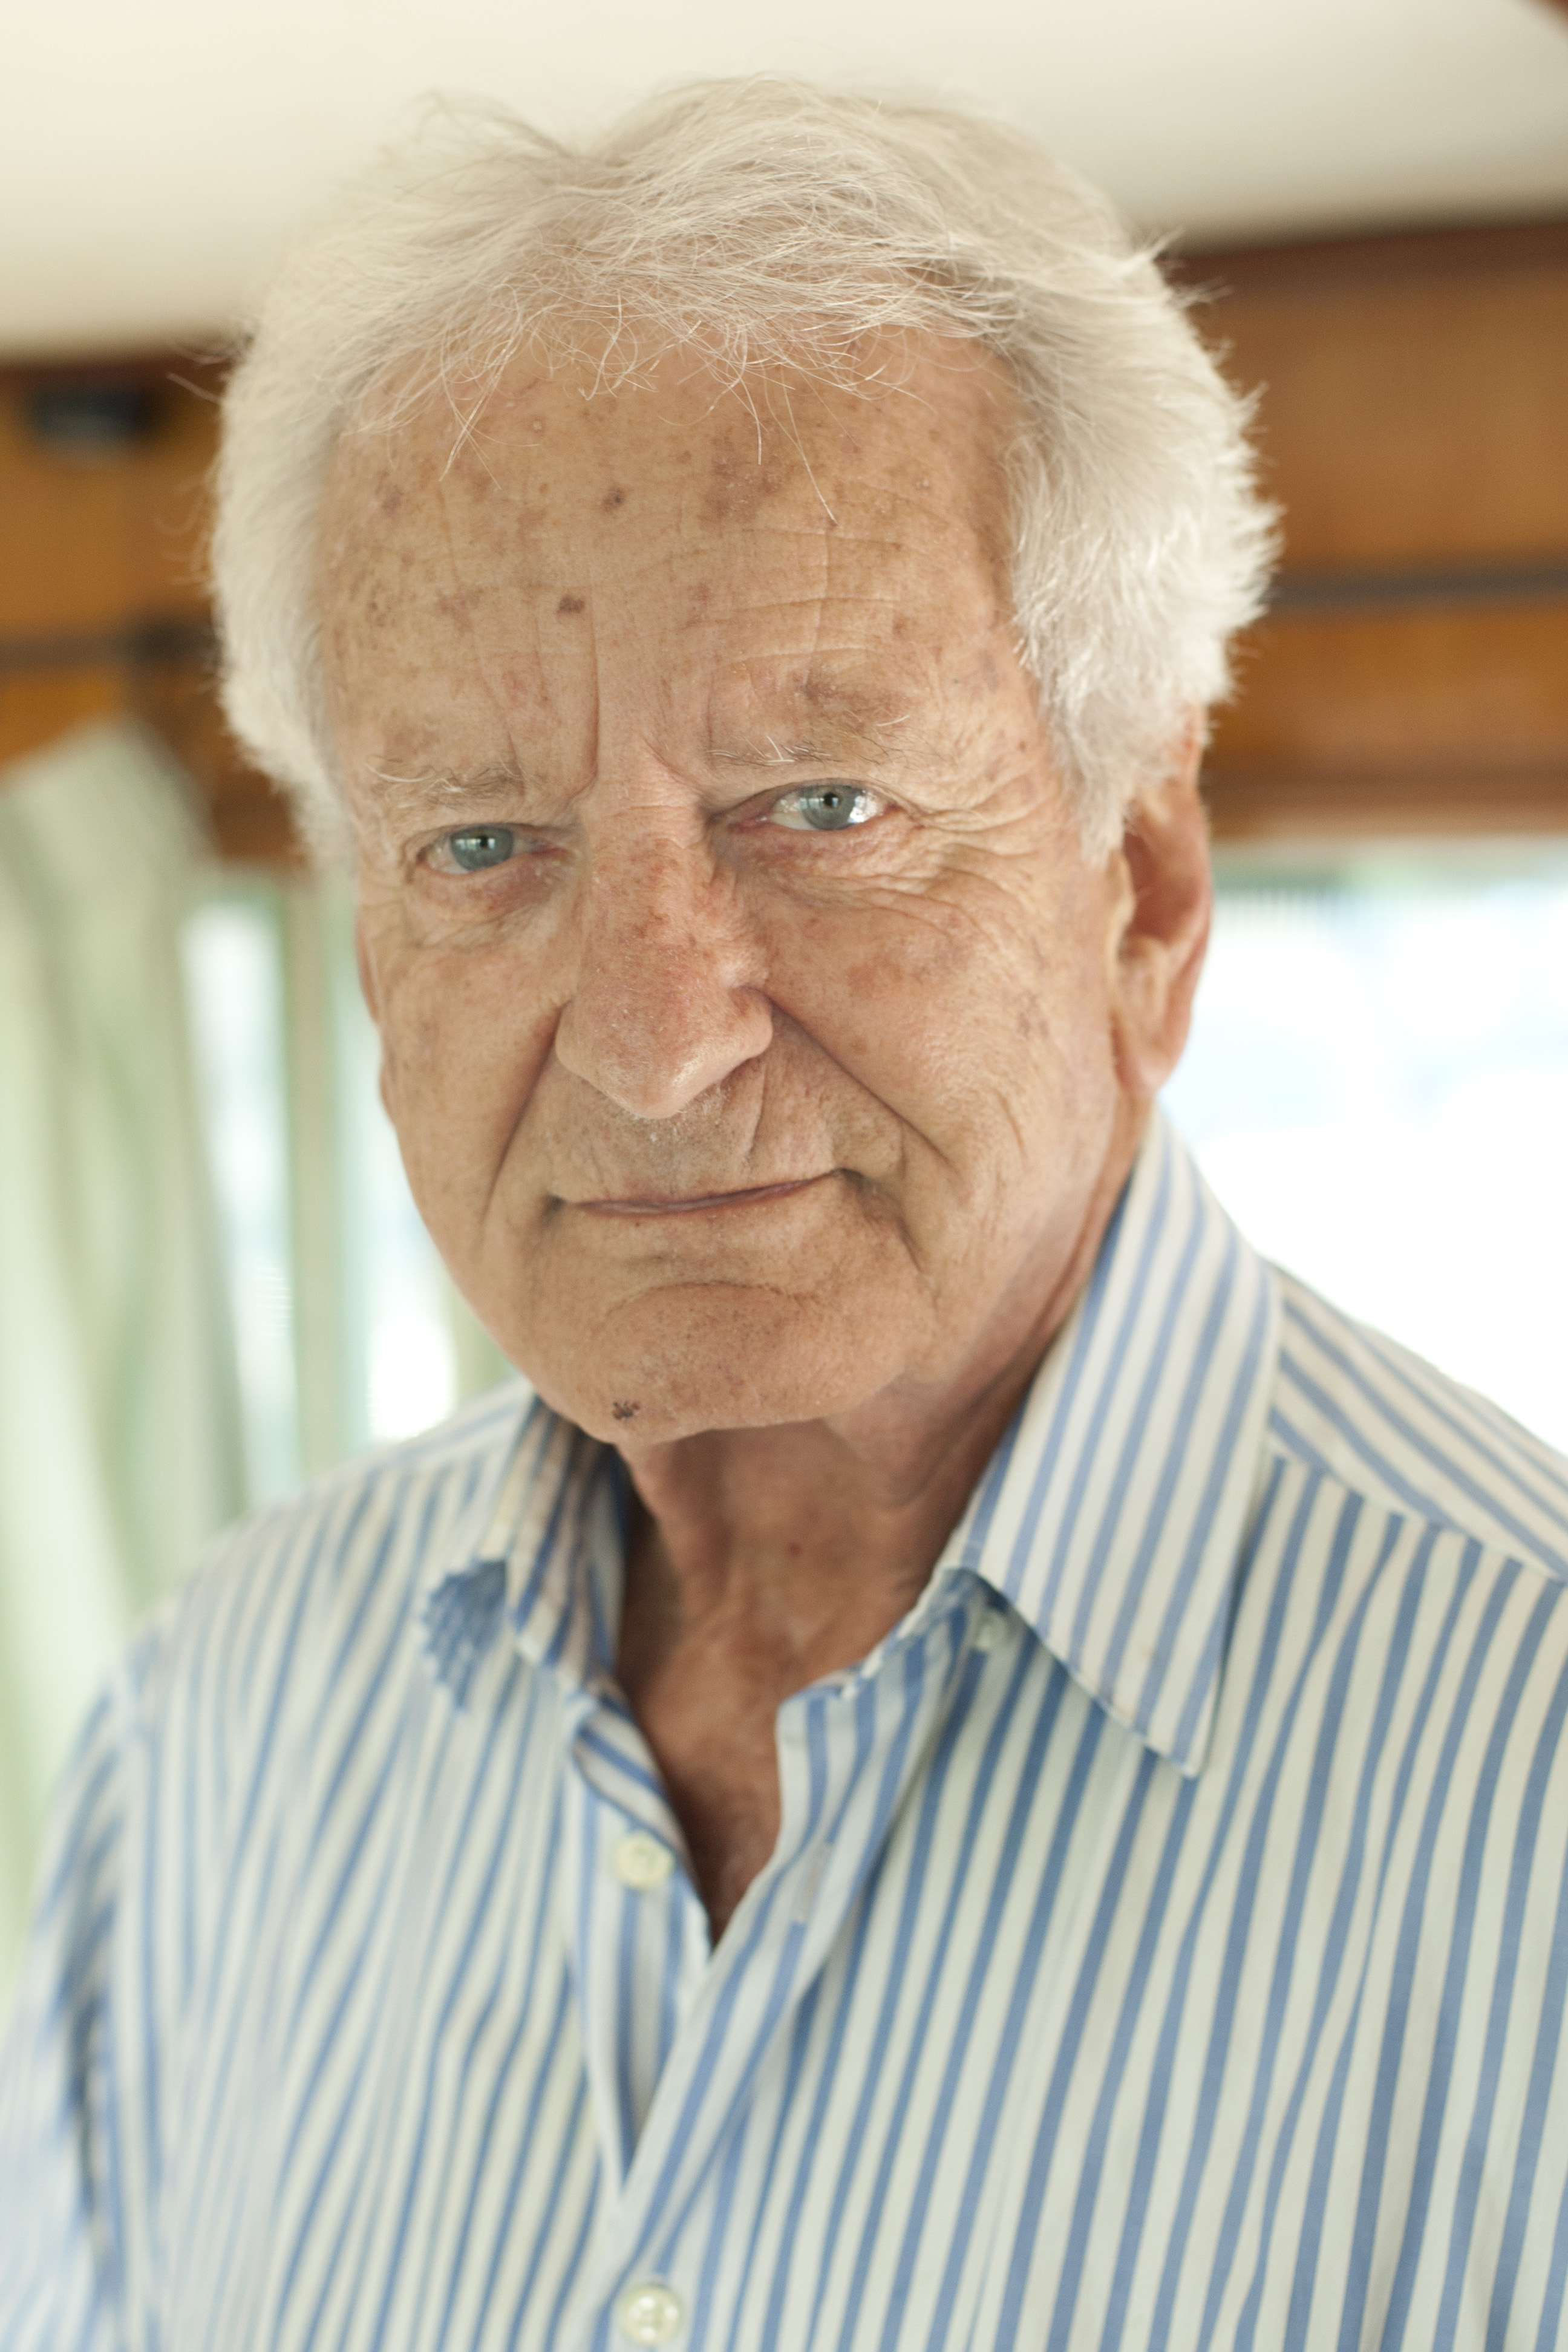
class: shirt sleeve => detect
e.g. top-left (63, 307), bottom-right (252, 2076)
top-left (0, 1682), bottom-right (134, 2351)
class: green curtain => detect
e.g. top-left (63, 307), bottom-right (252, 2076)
top-left (0, 721), bottom-right (512, 1988)
top-left (0, 724), bottom-right (246, 1973)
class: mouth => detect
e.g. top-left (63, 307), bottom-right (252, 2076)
top-left (570, 1175), bottom-right (831, 1217)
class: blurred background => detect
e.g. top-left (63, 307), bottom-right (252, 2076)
top-left (2, 0), bottom-right (1567, 1979)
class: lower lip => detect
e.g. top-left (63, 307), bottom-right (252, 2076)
top-left (574, 1178), bottom-right (826, 1218)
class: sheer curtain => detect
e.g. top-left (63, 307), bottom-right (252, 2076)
top-left (0, 725), bottom-right (244, 1973)
top-left (0, 722), bottom-right (510, 1985)
top-left (181, 867), bottom-right (511, 1498)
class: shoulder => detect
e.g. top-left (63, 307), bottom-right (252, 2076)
top-left (1249, 1284), bottom-right (1568, 2114)
top-left (1267, 1268), bottom-right (1568, 1584)
top-left (123, 1379), bottom-right (540, 1754)
top-left (1, 1382), bottom-right (541, 2111)
top-left (0, 1392), bottom-right (540, 2344)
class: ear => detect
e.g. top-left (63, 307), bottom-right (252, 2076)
top-left (1106, 719), bottom-right (1212, 1101)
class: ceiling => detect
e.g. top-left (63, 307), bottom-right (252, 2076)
top-left (4, 0), bottom-right (1568, 357)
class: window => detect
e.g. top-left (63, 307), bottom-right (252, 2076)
top-left (1165, 847), bottom-right (1568, 1450)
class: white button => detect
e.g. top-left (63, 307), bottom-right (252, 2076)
top-left (618, 2279), bottom-right (685, 2342)
top-left (973, 1613), bottom-right (1003, 1653)
top-left (613, 1831), bottom-right (675, 1891)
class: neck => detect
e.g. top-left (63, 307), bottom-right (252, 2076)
top-left (609, 1102), bottom-right (1145, 1933)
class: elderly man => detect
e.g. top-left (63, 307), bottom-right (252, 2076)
top-left (4, 78), bottom-right (1568, 2352)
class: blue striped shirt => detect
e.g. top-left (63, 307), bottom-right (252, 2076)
top-left (5, 1112), bottom-right (1568, 2351)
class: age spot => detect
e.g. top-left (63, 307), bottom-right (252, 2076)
top-left (611, 1400), bottom-right (640, 1422)
top-left (603, 485), bottom-right (627, 511)
top-left (557, 595), bottom-right (586, 615)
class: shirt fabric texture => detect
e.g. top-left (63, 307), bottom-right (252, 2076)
top-left (4, 1113), bottom-right (1568, 2351)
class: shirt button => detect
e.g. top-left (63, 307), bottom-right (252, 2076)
top-left (618, 2279), bottom-right (685, 2342)
top-left (973, 1612), bottom-right (1003, 1653)
top-left (613, 1830), bottom-right (675, 1891)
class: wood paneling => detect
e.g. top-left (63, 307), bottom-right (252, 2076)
top-left (0, 356), bottom-right (293, 863)
top-left (1175, 220), bottom-right (1568, 837)
top-left (0, 361), bottom-right (213, 636)
top-left (0, 664), bottom-right (126, 756)
top-left (1215, 270), bottom-right (1568, 568)
top-left (1220, 603), bottom-right (1568, 774)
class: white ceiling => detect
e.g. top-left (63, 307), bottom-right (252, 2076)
top-left (4, 0), bottom-right (1568, 356)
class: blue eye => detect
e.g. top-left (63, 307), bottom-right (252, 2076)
top-left (445, 826), bottom-right (516, 872)
top-left (771, 785), bottom-right (880, 832)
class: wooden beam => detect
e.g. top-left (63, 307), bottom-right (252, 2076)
top-left (1168, 217), bottom-right (1568, 838)
top-left (1169, 213), bottom-right (1568, 290)
top-left (0, 351), bottom-right (297, 863)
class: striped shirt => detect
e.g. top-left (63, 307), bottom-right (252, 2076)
top-left (4, 1111), bottom-right (1568, 2351)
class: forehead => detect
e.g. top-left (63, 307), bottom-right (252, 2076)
top-left (318, 339), bottom-right (1025, 773)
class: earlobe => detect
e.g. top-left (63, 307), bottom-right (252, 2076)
top-left (1108, 722), bottom-right (1213, 1101)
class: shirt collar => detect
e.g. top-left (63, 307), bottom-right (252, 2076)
top-left (422, 1112), bottom-right (1278, 1772)
top-left (940, 1112), bottom-right (1279, 1772)
top-left (420, 1399), bottom-right (615, 1705)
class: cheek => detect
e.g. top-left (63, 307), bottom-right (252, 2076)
top-left (1013, 904), bottom-right (1118, 1070)
top-left (374, 949), bottom-right (556, 1204)
top-left (777, 881), bottom-right (1114, 1135)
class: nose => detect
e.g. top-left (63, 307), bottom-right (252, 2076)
top-left (552, 832), bottom-right (773, 1119)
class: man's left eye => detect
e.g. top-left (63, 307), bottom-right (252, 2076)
top-left (766, 785), bottom-right (882, 832)
top-left (433, 826), bottom-right (518, 873)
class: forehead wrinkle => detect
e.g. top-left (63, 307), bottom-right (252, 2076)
top-left (433, 460), bottom-right (570, 792)
top-left (707, 722), bottom-right (912, 770)
top-left (686, 516), bottom-right (955, 555)
top-left (690, 592), bottom-right (921, 624)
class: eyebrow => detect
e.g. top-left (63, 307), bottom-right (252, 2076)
top-left (357, 692), bottom-right (929, 830)
top-left (364, 761), bottom-right (535, 818)
top-left (368, 759), bottom-right (527, 791)
top-left (366, 716), bottom-right (914, 806)
top-left (711, 713), bottom-right (914, 770)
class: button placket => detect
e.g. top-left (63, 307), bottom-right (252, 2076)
top-left (580, 1595), bottom-right (981, 2336)
top-left (560, 1696), bottom-right (700, 2190)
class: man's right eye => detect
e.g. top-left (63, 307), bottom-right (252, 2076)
top-left (437, 826), bottom-right (517, 873)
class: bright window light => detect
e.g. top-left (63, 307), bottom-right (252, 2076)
top-left (1164, 851), bottom-right (1568, 1453)
top-left (181, 893), bottom-right (301, 1503)
top-left (328, 923), bottom-right (461, 1446)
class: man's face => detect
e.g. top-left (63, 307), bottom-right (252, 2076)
top-left (321, 342), bottom-right (1189, 1448)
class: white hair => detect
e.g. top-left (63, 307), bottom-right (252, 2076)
top-left (214, 78), bottom-right (1275, 861)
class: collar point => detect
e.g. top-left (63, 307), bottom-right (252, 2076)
top-left (418, 1556), bottom-right (508, 1706)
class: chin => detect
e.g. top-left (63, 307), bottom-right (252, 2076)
top-left (517, 1281), bottom-right (921, 1446)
